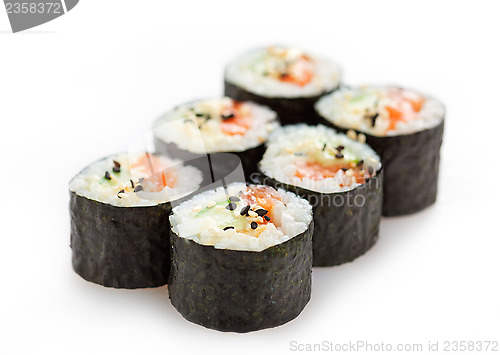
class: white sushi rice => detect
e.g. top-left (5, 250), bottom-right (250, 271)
top-left (315, 86), bottom-right (445, 136)
top-left (69, 153), bottom-right (202, 207)
top-left (260, 124), bottom-right (382, 194)
top-left (153, 97), bottom-right (279, 154)
top-left (225, 46), bottom-right (341, 98)
top-left (170, 183), bottom-right (312, 252)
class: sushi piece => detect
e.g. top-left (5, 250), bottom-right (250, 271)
top-left (224, 46), bottom-right (341, 125)
top-left (168, 183), bottom-right (313, 332)
top-left (153, 97), bottom-right (279, 182)
top-left (259, 124), bottom-right (383, 267)
top-left (315, 85), bottom-right (445, 216)
top-left (69, 152), bottom-right (202, 289)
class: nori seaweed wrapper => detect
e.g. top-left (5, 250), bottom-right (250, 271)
top-left (317, 115), bottom-right (445, 216)
top-left (224, 80), bottom-right (337, 126)
top-left (70, 192), bottom-right (172, 289)
top-left (168, 221), bottom-right (313, 332)
top-left (259, 171), bottom-right (383, 267)
top-left (154, 137), bottom-right (265, 183)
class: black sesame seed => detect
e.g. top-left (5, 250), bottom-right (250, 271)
top-left (342, 168), bottom-right (348, 172)
top-left (130, 180), bottom-right (135, 189)
top-left (322, 143), bottom-right (327, 151)
top-left (195, 113), bottom-right (204, 117)
top-left (365, 178), bottom-right (370, 183)
top-left (113, 166), bottom-right (121, 173)
top-left (357, 160), bottom-right (364, 167)
top-left (240, 205), bottom-right (251, 216)
top-left (226, 202), bottom-right (237, 211)
top-left (370, 113), bottom-right (379, 127)
top-left (264, 215), bottom-right (270, 221)
top-left (229, 196), bottom-right (240, 202)
top-left (255, 209), bottom-right (268, 217)
top-left (205, 114), bottom-right (211, 120)
top-left (113, 160), bottom-right (121, 168)
top-left (104, 171), bottom-right (111, 180)
top-left (335, 153), bottom-right (344, 159)
top-left (134, 185), bottom-right (144, 193)
top-left (368, 167), bottom-right (374, 175)
top-left (336, 145), bottom-right (344, 151)
top-left (139, 177), bottom-right (144, 183)
top-left (221, 113), bottom-right (235, 120)
top-left (117, 189), bottom-right (125, 198)
top-left (250, 222), bottom-right (258, 230)
top-left (223, 226), bottom-right (234, 231)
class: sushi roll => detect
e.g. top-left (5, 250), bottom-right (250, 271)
top-left (315, 86), bottom-right (445, 216)
top-left (224, 46), bottom-right (341, 125)
top-left (259, 124), bottom-right (383, 267)
top-left (168, 183), bottom-right (313, 332)
top-left (69, 152), bottom-right (202, 289)
top-left (153, 97), bottom-right (279, 182)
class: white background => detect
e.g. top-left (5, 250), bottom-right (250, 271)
top-left (1, 1), bottom-right (499, 354)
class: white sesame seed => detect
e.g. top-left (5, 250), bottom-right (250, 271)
top-left (206, 200), bottom-right (216, 207)
top-left (358, 133), bottom-right (366, 143)
top-left (248, 211), bottom-right (258, 218)
top-left (215, 205), bottom-right (225, 210)
top-left (192, 205), bottom-right (202, 213)
top-left (345, 169), bottom-right (354, 177)
top-left (347, 129), bottom-right (357, 140)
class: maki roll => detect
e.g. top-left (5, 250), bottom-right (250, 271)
top-left (224, 46), bottom-right (341, 125)
top-left (259, 124), bottom-right (382, 267)
top-left (315, 86), bottom-right (445, 216)
top-left (69, 152), bottom-right (202, 288)
top-left (168, 183), bottom-right (313, 332)
top-left (153, 97), bottom-right (279, 181)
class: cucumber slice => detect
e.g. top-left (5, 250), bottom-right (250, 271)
top-left (195, 199), bottom-right (247, 230)
top-left (348, 92), bottom-right (378, 108)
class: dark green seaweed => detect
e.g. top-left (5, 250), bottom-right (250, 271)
top-left (317, 115), bottom-right (445, 216)
top-left (258, 171), bottom-right (383, 267)
top-left (154, 136), bottom-right (265, 183)
top-left (224, 80), bottom-right (337, 126)
top-left (70, 192), bottom-right (172, 289)
top-left (168, 220), bottom-right (313, 332)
